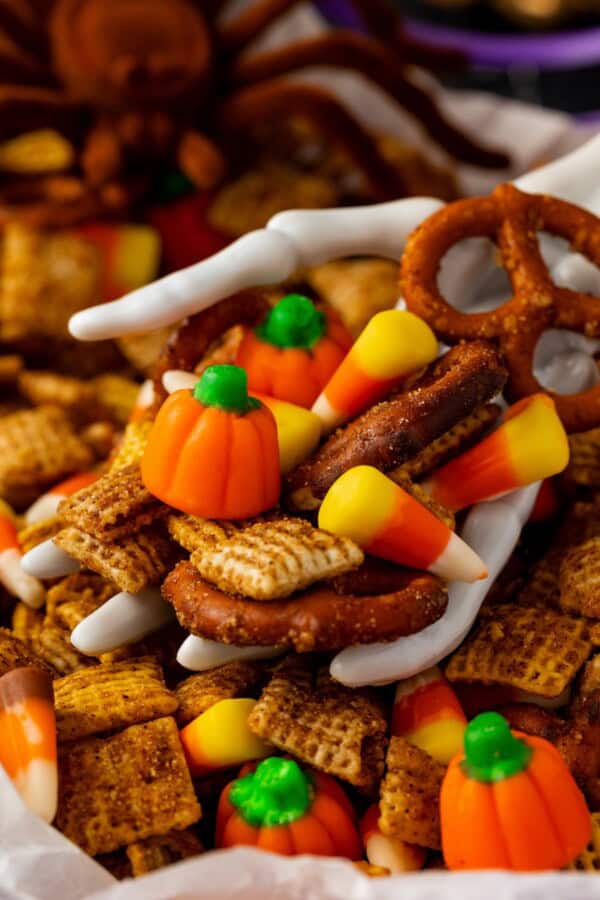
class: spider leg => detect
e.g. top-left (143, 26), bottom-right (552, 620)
top-left (228, 31), bottom-right (508, 169)
top-left (217, 0), bottom-right (305, 55)
top-left (218, 79), bottom-right (409, 201)
top-left (177, 130), bottom-right (226, 190)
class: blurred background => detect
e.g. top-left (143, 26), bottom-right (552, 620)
top-left (318, 0), bottom-right (600, 118)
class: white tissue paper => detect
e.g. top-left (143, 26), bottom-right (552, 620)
top-left (1, 3), bottom-right (598, 898)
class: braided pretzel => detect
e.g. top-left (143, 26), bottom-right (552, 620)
top-left (163, 560), bottom-right (447, 652)
top-left (401, 183), bottom-right (600, 433)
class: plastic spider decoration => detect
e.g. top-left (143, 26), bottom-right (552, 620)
top-left (0, 0), bottom-right (509, 225)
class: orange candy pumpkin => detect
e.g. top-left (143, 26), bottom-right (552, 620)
top-left (141, 365), bottom-right (280, 519)
top-left (234, 293), bottom-right (352, 408)
top-left (440, 711), bottom-right (591, 871)
top-left (216, 756), bottom-right (362, 859)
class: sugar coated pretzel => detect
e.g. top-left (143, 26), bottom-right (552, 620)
top-left (401, 183), bottom-right (600, 433)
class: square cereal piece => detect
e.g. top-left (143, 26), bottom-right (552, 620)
top-left (445, 604), bottom-right (591, 699)
top-left (0, 626), bottom-right (54, 677)
top-left (58, 465), bottom-right (167, 540)
top-left (109, 421), bottom-right (153, 472)
top-left (47, 573), bottom-right (114, 629)
top-left (560, 538), bottom-right (600, 618)
top-left (18, 371), bottom-right (98, 422)
top-left (95, 851), bottom-right (133, 880)
top-left (0, 407), bottom-right (93, 507)
top-left (126, 829), bottom-right (204, 876)
top-left (167, 514), bottom-right (239, 555)
top-left (566, 429), bottom-right (600, 489)
top-left (194, 517), bottom-right (363, 600)
top-left (11, 602), bottom-right (43, 643)
top-left (569, 813), bottom-right (600, 871)
top-left (175, 660), bottom-right (264, 726)
top-left (0, 354), bottom-right (23, 385)
top-left (54, 657), bottom-right (177, 741)
top-left (92, 375), bottom-right (140, 426)
top-left (0, 223), bottom-right (102, 341)
top-left (18, 516), bottom-right (63, 553)
top-left (54, 525), bottom-right (178, 594)
top-left (248, 656), bottom-right (386, 789)
top-left (56, 717), bottom-right (201, 856)
top-left (394, 404), bottom-right (501, 480)
top-left (34, 621), bottom-right (94, 676)
top-left (378, 736), bottom-right (444, 849)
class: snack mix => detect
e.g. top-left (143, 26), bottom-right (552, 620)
top-left (1, 0), bottom-right (600, 888)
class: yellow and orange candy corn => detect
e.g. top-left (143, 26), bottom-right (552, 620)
top-left (253, 392), bottom-right (322, 474)
top-left (312, 310), bottom-right (438, 433)
top-left (0, 666), bottom-right (57, 822)
top-left (25, 471), bottom-right (99, 526)
top-left (0, 500), bottom-right (44, 608)
top-left (318, 466), bottom-right (487, 583)
top-left (360, 804), bottom-right (426, 874)
top-left (423, 394), bottom-right (569, 512)
top-left (392, 666), bottom-right (466, 765)
top-left (180, 698), bottom-right (271, 777)
top-left (76, 223), bottom-right (161, 301)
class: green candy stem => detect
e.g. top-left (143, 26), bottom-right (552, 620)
top-left (229, 757), bottom-right (313, 828)
top-left (257, 294), bottom-right (326, 349)
top-left (194, 365), bottom-right (260, 414)
top-left (462, 712), bottom-right (532, 783)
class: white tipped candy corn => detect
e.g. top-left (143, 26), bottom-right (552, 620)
top-left (318, 466), bottom-right (487, 583)
top-left (360, 804), bottom-right (426, 874)
top-left (21, 539), bottom-right (81, 579)
top-left (24, 471), bottom-right (99, 525)
top-left (0, 502), bottom-right (45, 608)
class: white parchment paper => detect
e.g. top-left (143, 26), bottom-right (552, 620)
top-left (1, 4), bottom-right (598, 898)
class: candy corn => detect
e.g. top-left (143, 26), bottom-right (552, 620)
top-left (392, 666), bottom-right (466, 764)
top-left (423, 394), bottom-right (569, 512)
top-left (76, 223), bottom-right (161, 301)
top-left (180, 698), bottom-right (271, 777)
top-left (0, 666), bottom-right (58, 822)
top-left (312, 310), bottom-right (438, 432)
top-left (25, 472), bottom-right (99, 526)
top-left (253, 393), bottom-right (322, 474)
top-left (360, 804), bottom-right (426, 874)
top-left (0, 500), bottom-right (45, 608)
top-left (318, 466), bottom-right (487, 583)
top-left (128, 379), bottom-right (155, 424)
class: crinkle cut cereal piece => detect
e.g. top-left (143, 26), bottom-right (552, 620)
top-left (109, 421), bottom-right (153, 472)
top-left (167, 514), bottom-right (240, 554)
top-left (193, 516), bottom-right (364, 601)
top-left (58, 464), bottom-right (167, 540)
top-left (569, 813), bottom-right (600, 871)
top-left (56, 717), bottom-right (201, 856)
top-left (560, 538), bottom-right (600, 619)
top-left (175, 661), bottom-right (265, 726)
top-left (0, 407), bottom-right (93, 507)
top-left (11, 602), bottom-right (43, 643)
top-left (54, 525), bottom-right (178, 594)
top-left (445, 604), bottom-right (591, 699)
top-left (54, 658), bottom-right (177, 742)
top-left (18, 517), bottom-right (63, 553)
top-left (34, 621), bottom-right (94, 676)
top-left (46, 573), bottom-right (114, 630)
top-left (17, 371), bottom-right (98, 422)
top-left (248, 656), bottom-right (387, 790)
top-left (378, 736), bottom-right (444, 849)
top-left (91, 375), bottom-right (140, 426)
top-left (0, 627), bottom-right (55, 678)
top-left (565, 428), bottom-right (600, 489)
top-left (126, 829), bottom-right (204, 876)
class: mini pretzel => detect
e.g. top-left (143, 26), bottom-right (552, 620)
top-left (401, 183), bottom-right (600, 433)
top-left (163, 560), bottom-right (447, 652)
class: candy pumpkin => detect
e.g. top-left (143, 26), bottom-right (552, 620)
top-left (234, 293), bottom-right (352, 408)
top-left (141, 365), bottom-right (280, 519)
top-left (440, 711), bottom-right (591, 871)
top-left (216, 756), bottom-right (362, 859)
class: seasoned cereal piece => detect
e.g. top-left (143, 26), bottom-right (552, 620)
top-left (55, 657), bottom-right (177, 741)
top-left (393, 404), bottom-right (501, 481)
top-left (248, 656), bottom-right (386, 789)
top-left (58, 465), bottom-right (167, 540)
top-left (56, 717), bottom-right (201, 855)
top-left (175, 661), bottom-right (264, 726)
top-left (95, 851), bottom-right (133, 880)
top-left (54, 525), bottom-right (178, 594)
top-left (47, 573), bottom-right (114, 629)
top-left (0, 626), bottom-right (54, 677)
top-left (306, 258), bottom-right (398, 336)
top-left (11, 602), bottom-right (43, 643)
top-left (569, 813), bottom-right (600, 871)
top-left (0, 407), bottom-right (93, 507)
top-left (0, 354), bottom-right (23, 385)
top-left (379, 737), bottom-right (444, 849)
top-left (117, 328), bottom-right (172, 376)
top-left (194, 517), bottom-right (363, 601)
top-left (167, 515), bottom-right (240, 555)
top-left (109, 420), bottom-right (153, 472)
top-left (18, 516), bottom-right (63, 553)
top-left (566, 429), bottom-right (600, 489)
top-left (34, 622), bottom-right (94, 675)
top-left (445, 604), bottom-right (591, 698)
top-left (560, 538), bottom-right (600, 618)
top-left (18, 371), bottom-right (98, 421)
top-left (92, 375), bottom-right (140, 426)
top-left (126, 829), bottom-right (204, 876)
